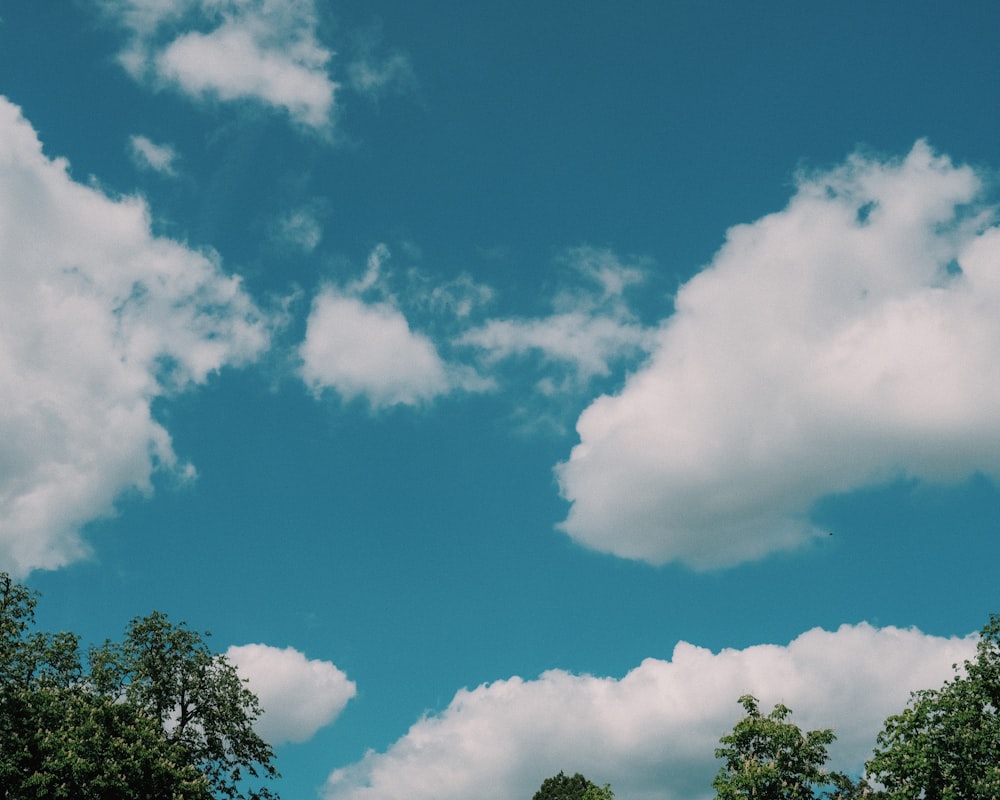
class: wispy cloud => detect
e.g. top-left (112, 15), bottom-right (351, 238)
top-left (341, 23), bottom-right (416, 101)
top-left (324, 623), bottom-right (975, 800)
top-left (0, 96), bottom-right (270, 576)
top-left (557, 141), bottom-right (1000, 569)
top-left (128, 133), bottom-right (179, 175)
top-left (274, 205), bottom-right (324, 253)
top-left (298, 243), bottom-right (654, 412)
top-left (101, 0), bottom-right (337, 130)
top-left (459, 247), bottom-right (656, 393)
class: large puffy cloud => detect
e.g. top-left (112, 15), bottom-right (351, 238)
top-left (0, 96), bottom-right (269, 575)
top-left (557, 141), bottom-right (1000, 568)
top-left (324, 623), bottom-right (975, 800)
top-left (226, 644), bottom-right (357, 745)
top-left (101, 0), bottom-right (337, 129)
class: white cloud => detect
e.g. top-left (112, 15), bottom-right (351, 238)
top-left (459, 247), bottom-right (654, 391)
top-left (0, 96), bottom-right (269, 576)
top-left (275, 206), bottom-right (323, 253)
top-left (299, 244), bottom-right (489, 409)
top-left (557, 141), bottom-right (1000, 568)
top-left (323, 623), bottom-right (975, 800)
top-left (421, 272), bottom-right (494, 320)
top-left (300, 288), bottom-right (452, 408)
top-left (226, 643), bottom-right (357, 745)
top-left (297, 243), bottom-right (653, 413)
top-left (128, 133), bottom-right (178, 175)
top-left (102, 0), bottom-right (337, 130)
top-left (346, 52), bottom-right (414, 98)
top-left (461, 313), bottom-right (651, 389)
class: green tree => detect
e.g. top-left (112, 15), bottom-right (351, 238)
top-left (90, 611), bottom-right (277, 800)
top-left (0, 575), bottom-right (38, 687)
top-left (0, 576), bottom-right (97, 798)
top-left (581, 783), bottom-right (615, 800)
top-left (866, 614), bottom-right (1000, 799)
top-left (533, 772), bottom-right (603, 800)
top-left (0, 574), bottom-right (39, 796)
top-left (13, 686), bottom-right (210, 800)
top-left (713, 694), bottom-right (857, 800)
top-left (0, 574), bottom-right (277, 800)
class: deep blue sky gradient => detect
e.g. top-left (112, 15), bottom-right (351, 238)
top-left (4, 2), bottom-right (1000, 797)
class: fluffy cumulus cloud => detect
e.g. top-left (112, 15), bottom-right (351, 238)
top-left (128, 133), bottom-right (179, 175)
top-left (557, 141), bottom-right (1000, 568)
top-left (101, 0), bottom-right (337, 129)
top-left (300, 288), bottom-right (453, 407)
top-left (299, 244), bottom-right (485, 409)
top-left (323, 623), bottom-right (974, 800)
top-left (226, 644), bottom-right (357, 745)
top-left (0, 96), bottom-right (269, 575)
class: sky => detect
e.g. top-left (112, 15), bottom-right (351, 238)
top-left (2, 1), bottom-right (1000, 798)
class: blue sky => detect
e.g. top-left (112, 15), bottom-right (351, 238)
top-left (2, 2), bottom-right (999, 798)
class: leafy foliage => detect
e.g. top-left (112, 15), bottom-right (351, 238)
top-left (90, 612), bottom-right (277, 800)
top-left (10, 686), bottom-right (210, 800)
top-left (866, 614), bottom-right (1000, 799)
top-left (9, 568), bottom-right (1000, 800)
top-left (712, 694), bottom-right (857, 800)
top-left (0, 574), bottom-right (277, 800)
top-left (533, 772), bottom-right (604, 800)
top-left (581, 782), bottom-right (615, 800)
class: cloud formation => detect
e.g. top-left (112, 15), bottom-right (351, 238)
top-left (274, 205), bottom-right (324, 253)
top-left (323, 623), bottom-right (974, 800)
top-left (128, 133), bottom-right (179, 175)
top-left (0, 96), bottom-right (269, 575)
top-left (459, 247), bottom-right (654, 394)
top-left (557, 141), bottom-right (1000, 568)
top-left (344, 29), bottom-right (415, 101)
top-left (297, 244), bottom-right (659, 414)
top-left (102, 0), bottom-right (337, 129)
top-left (299, 245), bottom-right (486, 409)
top-left (226, 643), bottom-right (357, 745)
top-left (300, 288), bottom-right (453, 408)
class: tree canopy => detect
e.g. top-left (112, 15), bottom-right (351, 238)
top-left (713, 615), bottom-right (1000, 799)
top-left (8, 571), bottom-right (1000, 800)
top-left (533, 771), bottom-right (613, 800)
top-left (866, 613), bottom-right (1000, 799)
top-left (0, 574), bottom-right (277, 800)
top-left (712, 694), bottom-right (854, 800)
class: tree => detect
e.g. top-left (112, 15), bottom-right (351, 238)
top-left (0, 573), bottom-right (277, 800)
top-left (12, 686), bottom-right (210, 800)
top-left (866, 614), bottom-right (1000, 799)
top-left (90, 611), bottom-right (278, 800)
top-left (533, 772), bottom-right (607, 800)
top-left (582, 783), bottom-right (615, 800)
top-left (0, 574), bottom-right (38, 687)
top-left (713, 694), bottom-right (857, 800)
